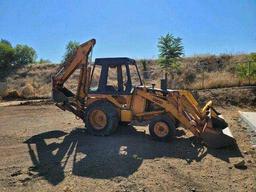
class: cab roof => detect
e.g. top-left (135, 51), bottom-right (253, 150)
top-left (94, 57), bottom-right (136, 66)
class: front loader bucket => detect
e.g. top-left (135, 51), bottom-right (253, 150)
top-left (200, 115), bottom-right (236, 148)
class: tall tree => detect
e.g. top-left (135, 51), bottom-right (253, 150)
top-left (62, 41), bottom-right (80, 65)
top-left (158, 33), bottom-right (184, 86)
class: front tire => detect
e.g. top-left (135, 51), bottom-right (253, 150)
top-left (84, 101), bottom-right (119, 136)
top-left (149, 115), bottom-right (176, 142)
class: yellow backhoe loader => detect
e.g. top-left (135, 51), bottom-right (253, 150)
top-left (52, 38), bottom-right (235, 148)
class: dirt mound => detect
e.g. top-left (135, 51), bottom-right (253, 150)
top-left (4, 90), bottom-right (21, 99)
top-left (195, 87), bottom-right (256, 107)
top-left (19, 84), bottom-right (35, 98)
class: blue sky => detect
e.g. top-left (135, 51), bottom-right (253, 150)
top-left (0, 0), bottom-right (255, 63)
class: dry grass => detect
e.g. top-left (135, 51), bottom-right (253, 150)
top-left (2, 64), bottom-right (57, 99)
top-left (188, 71), bottom-right (255, 89)
top-left (146, 53), bottom-right (255, 90)
top-left (1, 54), bottom-right (255, 99)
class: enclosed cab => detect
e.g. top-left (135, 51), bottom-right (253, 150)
top-left (89, 57), bottom-right (143, 94)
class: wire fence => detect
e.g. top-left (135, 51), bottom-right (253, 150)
top-left (192, 60), bottom-right (256, 89)
top-left (137, 60), bottom-right (256, 90)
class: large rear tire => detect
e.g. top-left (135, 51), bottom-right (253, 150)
top-left (84, 101), bottom-right (119, 136)
top-left (149, 115), bottom-right (176, 142)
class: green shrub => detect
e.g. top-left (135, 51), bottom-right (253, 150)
top-left (236, 63), bottom-right (247, 79)
top-left (38, 58), bottom-right (51, 64)
top-left (14, 44), bottom-right (37, 66)
top-left (0, 39), bottom-right (15, 69)
top-left (236, 53), bottom-right (256, 80)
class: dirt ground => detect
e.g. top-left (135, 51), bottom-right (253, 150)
top-left (0, 104), bottom-right (255, 192)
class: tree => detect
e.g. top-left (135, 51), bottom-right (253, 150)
top-left (14, 44), bottom-right (37, 66)
top-left (62, 41), bottom-right (80, 65)
top-left (38, 58), bottom-right (51, 64)
top-left (157, 33), bottom-right (184, 85)
top-left (0, 39), bottom-right (12, 47)
top-left (140, 59), bottom-right (149, 79)
top-left (0, 39), bottom-right (15, 69)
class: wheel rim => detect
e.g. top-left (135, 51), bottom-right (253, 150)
top-left (153, 121), bottom-right (169, 138)
top-left (89, 109), bottom-right (107, 130)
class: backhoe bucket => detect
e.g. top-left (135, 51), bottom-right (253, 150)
top-left (200, 115), bottom-right (236, 148)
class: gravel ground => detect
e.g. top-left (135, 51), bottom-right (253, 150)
top-left (0, 104), bottom-right (255, 192)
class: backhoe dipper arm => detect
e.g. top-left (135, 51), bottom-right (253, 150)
top-left (52, 39), bottom-right (96, 103)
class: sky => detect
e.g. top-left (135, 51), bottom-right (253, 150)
top-left (0, 0), bottom-right (255, 63)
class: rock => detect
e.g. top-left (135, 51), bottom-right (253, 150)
top-left (11, 170), bottom-right (22, 177)
top-left (112, 176), bottom-right (125, 183)
top-left (19, 84), bottom-right (35, 98)
top-left (5, 90), bottom-right (20, 98)
top-left (63, 186), bottom-right (72, 192)
top-left (234, 159), bottom-right (247, 169)
top-left (247, 159), bottom-right (252, 164)
top-left (18, 175), bottom-right (31, 184)
top-left (243, 151), bottom-right (248, 155)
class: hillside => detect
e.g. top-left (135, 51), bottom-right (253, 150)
top-left (0, 54), bottom-right (255, 106)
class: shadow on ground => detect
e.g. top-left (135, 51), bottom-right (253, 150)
top-left (24, 126), bottom-right (243, 185)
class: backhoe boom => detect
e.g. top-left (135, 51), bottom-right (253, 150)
top-left (52, 39), bottom-right (96, 117)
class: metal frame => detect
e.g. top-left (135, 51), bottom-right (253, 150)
top-left (89, 57), bottom-right (142, 95)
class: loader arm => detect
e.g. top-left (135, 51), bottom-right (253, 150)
top-left (52, 39), bottom-right (96, 117)
top-left (136, 88), bottom-right (235, 148)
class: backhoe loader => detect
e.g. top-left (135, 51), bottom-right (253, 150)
top-left (52, 38), bottom-right (236, 148)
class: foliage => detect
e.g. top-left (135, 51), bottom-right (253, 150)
top-left (236, 53), bottom-right (256, 80)
top-left (14, 44), bottom-right (37, 66)
top-left (62, 41), bottom-right (80, 65)
top-left (38, 58), bottom-right (51, 64)
top-left (249, 52), bottom-right (256, 62)
top-left (184, 70), bottom-right (197, 84)
top-left (0, 39), bottom-right (15, 69)
top-left (141, 59), bottom-right (148, 71)
top-left (0, 39), bottom-right (12, 47)
top-left (157, 33), bottom-right (184, 72)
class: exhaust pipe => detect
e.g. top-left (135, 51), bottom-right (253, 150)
top-left (161, 79), bottom-right (167, 91)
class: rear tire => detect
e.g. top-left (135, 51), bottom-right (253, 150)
top-left (149, 115), bottom-right (176, 142)
top-left (84, 100), bottom-right (119, 136)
